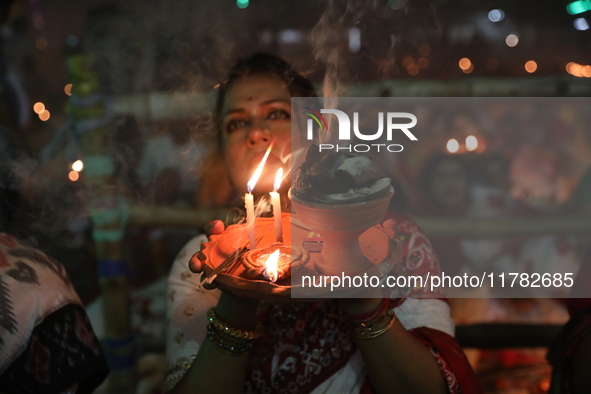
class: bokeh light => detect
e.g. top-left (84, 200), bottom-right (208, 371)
top-left (488, 9), bottom-right (505, 22)
top-left (402, 56), bottom-right (414, 68)
top-left (525, 60), bottom-right (537, 73)
top-left (418, 44), bottom-right (431, 57)
top-left (348, 27), bottom-right (361, 53)
top-left (569, 63), bottom-right (583, 77)
top-left (447, 139), bottom-right (460, 153)
top-left (462, 64), bottom-right (474, 74)
top-left (64, 84), bottom-right (73, 96)
top-left (505, 34), bottom-right (519, 47)
top-left (574, 18), bottom-right (589, 30)
top-left (459, 57), bottom-right (471, 70)
top-left (68, 171), bottom-right (79, 182)
top-left (466, 135), bottom-right (478, 151)
top-left (33, 102), bottom-right (45, 114)
top-left (39, 109), bottom-right (50, 121)
top-left (72, 160), bottom-right (84, 172)
top-left (417, 57), bottom-right (429, 69)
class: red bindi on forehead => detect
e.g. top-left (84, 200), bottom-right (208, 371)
top-left (248, 97), bottom-right (253, 101)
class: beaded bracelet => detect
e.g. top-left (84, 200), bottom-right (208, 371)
top-left (206, 324), bottom-right (253, 355)
top-left (348, 308), bottom-right (397, 339)
top-left (207, 307), bottom-right (263, 340)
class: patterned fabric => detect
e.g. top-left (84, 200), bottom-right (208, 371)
top-left (411, 327), bottom-right (483, 394)
top-left (0, 233), bottom-right (109, 393)
top-left (244, 301), bottom-right (355, 393)
top-left (429, 347), bottom-right (462, 393)
top-left (0, 304), bottom-right (109, 394)
top-left (165, 215), bottom-right (478, 393)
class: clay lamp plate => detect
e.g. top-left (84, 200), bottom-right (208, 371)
top-left (200, 214), bottom-right (403, 300)
top-left (200, 215), bottom-right (309, 300)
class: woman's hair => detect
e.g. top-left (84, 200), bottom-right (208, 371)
top-left (214, 53), bottom-right (317, 133)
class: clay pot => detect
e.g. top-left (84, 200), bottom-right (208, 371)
top-left (291, 187), bottom-right (394, 275)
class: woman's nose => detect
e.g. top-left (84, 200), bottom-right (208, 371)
top-left (246, 125), bottom-right (271, 147)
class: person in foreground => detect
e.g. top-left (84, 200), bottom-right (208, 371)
top-left (164, 53), bottom-right (482, 393)
top-left (0, 132), bottom-right (109, 393)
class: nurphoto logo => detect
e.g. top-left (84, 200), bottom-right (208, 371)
top-left (303, 108), bottom-right (418, 153)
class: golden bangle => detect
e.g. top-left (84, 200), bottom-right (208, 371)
top-left (350, 309), bottom-right (396, 339)
top-left (347, 307), bottom-right (393, 329)
top-left (207, 307), bottom-right (263, 340)
top-left (207, 324), bottom-right (253, 355)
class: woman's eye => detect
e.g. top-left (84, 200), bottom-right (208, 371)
top-left (226, 119), bottom-right (248, 132)
top-left (268, 109), bottom-right (290, 120)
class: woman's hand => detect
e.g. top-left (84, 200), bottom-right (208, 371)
top-left (188, 220), bottom-right (225, 289)
top-left (340, 217), bottom-right (398, 315)
top-left (171, 220), bottom-right (259, 394)
top-left (188, 219), bottom-right (259, 325)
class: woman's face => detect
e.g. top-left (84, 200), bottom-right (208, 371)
top-left (220, 74), bottom-right (292, 193)
top-left (429, 158), bottom-right (470, 211)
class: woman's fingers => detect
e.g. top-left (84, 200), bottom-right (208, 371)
top-left (189, 253), bottom-right (203, 273)
top-left (205, 220), bottom-right (225, 237)
top-left (189, 239), bottom-right (209, 272)
top-left (202, 278), bottom-right (218, 290)
top-left (187, 220), bottom-right (225, 280)
top-left (382, 218), bottom-right (396, 230)
top-left (189, 252), bottom-right (218, 289)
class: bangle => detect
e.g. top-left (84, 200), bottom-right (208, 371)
top-left (348, 308), bottom-right (397, 339)
top-left (207, 325), bottom-right (253, 355)
top-left (207, 307), bottom-right (263, 340)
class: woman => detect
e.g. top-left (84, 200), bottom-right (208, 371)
top-left (0, 130), bottom-right (109, 393)
top-left (164, 53), bottom-right (481, 393)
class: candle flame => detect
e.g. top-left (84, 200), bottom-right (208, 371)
top-left (247, 142), bottom-right (274, 192)
top-left (274, 168), bottom-right (283, 191)
top-left (263, 249), bottom-right (280, 283)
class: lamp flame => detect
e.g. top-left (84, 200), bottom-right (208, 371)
top-left (274, 168), bottom-right (283, 191)
top-left (263, 249), bottom-right (280, 283)
top-left (247, 142), bottom-right (274, 192)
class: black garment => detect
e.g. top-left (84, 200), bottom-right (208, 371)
top-left (0, 304), bottom-right (109, 394)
